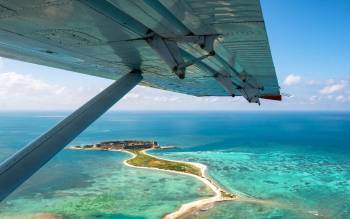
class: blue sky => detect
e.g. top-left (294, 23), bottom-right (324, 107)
top-left (0, 0), bottom-right (349, 111)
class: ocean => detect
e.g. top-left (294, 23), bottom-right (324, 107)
top-left (0, 111), bottom-right (349, 218)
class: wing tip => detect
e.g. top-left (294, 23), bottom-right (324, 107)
top-left (260, 95), bottom-right (282, 101)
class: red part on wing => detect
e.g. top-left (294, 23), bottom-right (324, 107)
top-left (260, 95), bottom-right (282, 101)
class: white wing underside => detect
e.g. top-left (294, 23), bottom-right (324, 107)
top-left (0, 0), bottom-right (281, 102)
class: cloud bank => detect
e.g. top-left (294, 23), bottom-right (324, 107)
top-left (283, 74), bottom-right (302, 86)
top-left (319, 80), bottom-right (347, 94)
top-left (0, 71), bottom-right (349, 111)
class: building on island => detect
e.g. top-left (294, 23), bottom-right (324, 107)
top-left (85, 140), bottom-right (159, 150)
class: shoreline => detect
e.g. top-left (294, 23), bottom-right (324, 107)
top-left (67, 147), bottom-right (319, 218)
top-left (124, 149), bottom-right (236, 219)
top-left (69, 147), bottom-right (237, 218)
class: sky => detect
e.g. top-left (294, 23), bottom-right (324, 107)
top-left (0, 0), bottom-right (349, 111)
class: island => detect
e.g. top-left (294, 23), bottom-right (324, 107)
top-left (67, 140), bottom-right (293, 218)
top-left (71, 140), bottom-right (160, 150)
top-left (0, 140), bottom-right (319, 219)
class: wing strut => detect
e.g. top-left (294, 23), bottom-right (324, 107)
top-left (0, 71), bottom-right (143, 202)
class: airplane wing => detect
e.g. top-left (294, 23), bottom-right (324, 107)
top-left (0, 0), bottom-right (280, 103)
top-left (0, 0), bottom-right (283, 201)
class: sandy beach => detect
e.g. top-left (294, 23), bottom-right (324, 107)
top-left (121, 149), bottom-right (310, 219)
top-left (67, 147), bottom-right (316, 219)
top-left (121, 149), bottom-right (237, 219)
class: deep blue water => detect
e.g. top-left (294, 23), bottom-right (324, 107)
top-left (1, 111), bottom-right (349, 155)
top-left (0, 111), bottom-right (349, 218)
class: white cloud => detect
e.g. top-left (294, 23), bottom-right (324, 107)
top-left (0, 72), bottom-right (64, 95)
top-left (0, 72), bottom-right (101, 110)
top-left (123, 93), bottom-right (140, 100)
top-left (283, 74), bottom-right (302, 86)
top-left (325, 79), bottom-right (336, 85)
top-left (308, 95), bottom-right (321, 104)
top-left (307, 80), bottom-right (319, 85)
top-left (151, 95), bottom-right (181, 103)
top-left (0, 73), bottom-right (202, 110)
top-left (307, 78), bottom-right (337, 86)
top-left (335, 95), bottom-right (345, 102)
top-left (319, 80), bottom-right (347, 94)
top-left (335, 95), bottom-right (350, 103)
top-left (309, 95), bottom-right (318, 101)
top-left (1, 71), bottom-right (349, 111)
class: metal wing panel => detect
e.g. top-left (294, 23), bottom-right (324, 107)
top-left (0, 0), bottom-right (139, 79)
top-left (108, 0), bottom-right (187, 37)
top-left (159, 0), bottom-right (280, 96)
top-left (0, 0), bottom-right (280, 100)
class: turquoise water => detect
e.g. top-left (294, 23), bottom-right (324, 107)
top-left (0, 111), bottom-right (349, 218)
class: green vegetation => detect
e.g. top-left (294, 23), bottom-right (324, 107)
top-left (126, 150), bottom-right (202, 177)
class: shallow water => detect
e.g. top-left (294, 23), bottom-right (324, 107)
top-left (0, 111), bottom-right (349, 218)
top-left (0, 150), bottom-right (212, 218)
top-left (155, 150), bottom-right (350, 219)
